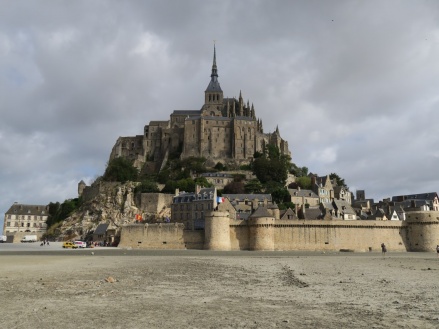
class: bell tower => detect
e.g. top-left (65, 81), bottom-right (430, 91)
top-left (203, 44), bottom-right (223, 116)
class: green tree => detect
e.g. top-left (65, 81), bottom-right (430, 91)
top-left (135, 180), bottom-right (160, 193)
top-left (329, 173), bottom-right (348, 188)
top-left (103, 157), bottom-right (138, 182)
top-left (223, 181), bottom-right (245, 194)
top-left (194, 177), bottom-right (213, 188)
top-left (245, 178), bottom-right (263, 194)
top-left (270, 187), bottom-right (291, 205)
top-left (290, 163), bottom-right (308, 177)
top-left (46, 198), bottom-right (81, 228)
top-left (252, 144), bottom-right (290, 184)
top-left (295, 176), bottom-right (312, 190)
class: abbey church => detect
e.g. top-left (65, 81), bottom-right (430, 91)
top-left (110, 47), bottom-right (291, 171)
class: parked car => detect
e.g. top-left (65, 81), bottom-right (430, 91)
top-left (62, 241), bottom-right (78, 249)
top-left (74, 241), bottom-right (87, 248)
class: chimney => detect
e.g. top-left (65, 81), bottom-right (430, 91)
top-left (175, 188), bottom-right (180, 197)
top-left (196, 184), bottom-right (201, 194)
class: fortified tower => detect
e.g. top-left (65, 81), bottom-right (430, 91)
top-left (405, 211), bottom-right (439, 251)
top-left (204, 210), bottom-right (231, 250)
top-left (247, 207), bottom-right (275, 251)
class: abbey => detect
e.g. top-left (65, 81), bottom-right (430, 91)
top-left (110, 46), bottom-right (291, 171)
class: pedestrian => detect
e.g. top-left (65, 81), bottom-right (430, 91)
top-left (436, 245), bottom-right (439, 258)
top-left (381, 243), bottom-right (387, 256)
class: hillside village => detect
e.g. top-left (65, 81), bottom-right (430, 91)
top-left (3, 47), bottom-right (439, 249)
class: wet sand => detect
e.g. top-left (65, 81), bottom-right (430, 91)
top-left (1, 249), bottom-right (438, 328)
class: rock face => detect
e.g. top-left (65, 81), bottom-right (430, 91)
top-left (58, 180), bottom-right (172, 241)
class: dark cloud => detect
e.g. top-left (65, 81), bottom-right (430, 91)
top-left (2, 1), bottom-right (439, 229)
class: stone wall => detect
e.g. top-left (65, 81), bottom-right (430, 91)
top-left (119, 211), bottom-right (439, 252)
top-left (271, 220), bottom-right (407, 252)
top-left (81, 181), bottom-right (121, 203)
top-left (119, 223), bottom-right (205, 250)
top-left (137, 193), bottom-right (173, 214)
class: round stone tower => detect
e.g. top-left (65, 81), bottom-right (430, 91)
top-left (405, 211), bottom-right (439, 251)
top-left (204, 211), bottom-right (231, 250)
top-left (248, 207), bottom-right (275, 251)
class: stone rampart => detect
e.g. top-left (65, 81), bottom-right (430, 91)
top-left (81, 181), bottom-right (120, 203)
top-left (271, 220), bottom-right (407, 252)
top-left (137, 193), bottom-right (173, 214)
top-left (119, 223), bottom-right (204, 250)
top-left (119, 211), bottom-right (439, 252)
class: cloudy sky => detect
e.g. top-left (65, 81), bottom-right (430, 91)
top-left (2, 1), bottom-right (439, 230)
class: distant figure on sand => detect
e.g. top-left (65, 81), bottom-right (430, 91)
top-left (381, 243), bottom-right (387, 256)
top-left (436, 245), bottom-right (439, 258)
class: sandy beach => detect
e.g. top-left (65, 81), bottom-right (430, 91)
top-left (1, 250), bottom-right (438, 329)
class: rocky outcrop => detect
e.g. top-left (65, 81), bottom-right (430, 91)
top-left (58, 180), bottom-right (171, 241)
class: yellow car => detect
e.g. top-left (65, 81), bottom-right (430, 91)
top-left (62, 241), bottom-right (78, 249)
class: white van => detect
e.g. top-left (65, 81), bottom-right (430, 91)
top-left (21, 235), bottom-right (38, 242)
top-left (74, 241), bottom-right (87, 248)
top-left (0, 235), bottom-right (7, 243)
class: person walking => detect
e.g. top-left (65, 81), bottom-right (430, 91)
top-left (436, 245), bottom-right (439, 258)
top-left (381, 243), bottom-right (387, 256)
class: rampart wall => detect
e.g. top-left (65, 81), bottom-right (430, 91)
top-left (119, 211), bottom-right (439, 252)
top-left (137, 193), bottom-right (173, 214)
top-left (119, 223), bottom-right (204, 250)
top-left (81, 182), bottom-right (120, 203)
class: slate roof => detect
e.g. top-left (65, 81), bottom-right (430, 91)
top-left (288, 189), bottom-right (319, 198)
top-left (249, 206), bottom-right (273, 218)
top-left (201, 172), bottom-right (233, 178)
top-left (332, 200), bottom-right (356, 215)
top-left (94, 223), bottom-right (109, 235)
top-left (5, 203), bottom-right (49, 216)
top-left (391, 192), bottom-right (438, 202)
top-left (223, 194), bottom-right (272, 202)
top-left (236, 212), bottom-right (251, 220)
top-left (171, 110), bottom-right (201, 116)
top-left (320, 202), bottom-right (334, 211)
top-left (280, 208), bottom-right (298, 220)
top-left (302, 207), bottom-right (323, 220)
top-left (173, 188), bottom-right (215, 204)
top-left (149, 121), bottom-right (169, 126)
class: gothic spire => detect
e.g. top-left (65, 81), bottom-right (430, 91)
top-left (211, 44), bottom-right (218, 79)
top-left (205, 44), bottom-right (222, 92)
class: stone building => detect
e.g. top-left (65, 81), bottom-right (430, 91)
top-left (109, 46), bottom-right (291, 171)
top-left (3, 203), bottom-right (48, 234)
top-left (223, 193), bottom-right (273, 220)
top-left (311, 174), bottom-right (334, 204)
top-left (171, 186), bottom-right (218, 230)
top-left (288, 188), bottom-right (320, 207)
